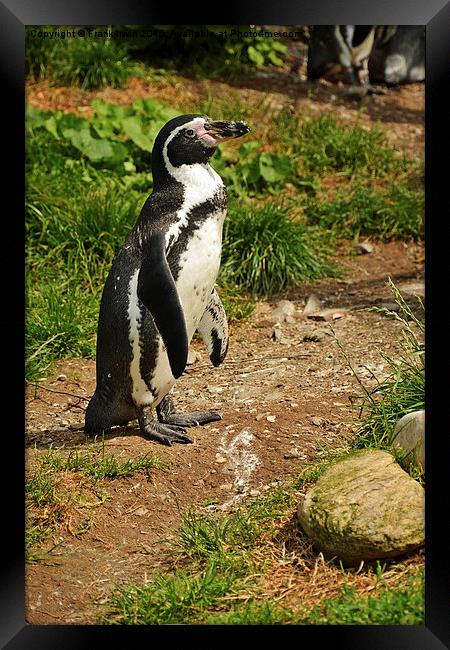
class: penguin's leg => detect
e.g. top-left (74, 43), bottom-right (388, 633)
top-left (155, 286), bottom-right (229, 428)
top-left (137, 404), bottom-right (194, 446)
top-left (156, 394), bottom-right (221, 428)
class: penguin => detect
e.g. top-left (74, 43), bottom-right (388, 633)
top-left (84, 114), bottom-right (250, 446)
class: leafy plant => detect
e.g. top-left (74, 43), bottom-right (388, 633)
top-left (26, 100), bottom-right (179, 171)
top-left (212, 141), bottom-right (297, 197)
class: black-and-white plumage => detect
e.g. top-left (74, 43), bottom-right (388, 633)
top-left (85, 114), bottom-right (249, 445)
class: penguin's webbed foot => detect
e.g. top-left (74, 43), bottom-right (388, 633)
top-left (160, 410), bottom-right (221, 427)
top-left (143, 422), bottom-right (194, 446)
top-left (157, 395), bottom-right (221, 428)
top-left (137, 406), bottom-right (193, 446)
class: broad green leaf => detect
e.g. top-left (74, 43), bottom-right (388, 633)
top-left (247, 45), bottom-right (264, 67)
top-left (44, 116), bottom-right (60, 139)
top-left (25, 105), bottom-right (48, 131)
top-left (133, 98), bottom-right (178, 121)
top-left (241, 158), bottom-right (261, 184)
top-left (121, 116), bottom-right (153, 152)
top-left (91, 99), bottom-right (132, 131)
top-left (267, 51), bottom-right (284, 66)
top-left (91, 117), bottom-right (116, 139)
top-left (62, 128), bottom-right (127, 164)
top-left (238, 141), bottom-right (261, 157)
top-left (124, 160), bottom-right (136, 173)
top-left (259, 152), bottom-right (292, 183)
top-left (272, 41), bottom-right (288, 53)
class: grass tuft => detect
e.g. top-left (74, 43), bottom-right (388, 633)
top-left (220, 202), bottom-right (339, 297)
top-left (352, 281), bottom-right (424, 452)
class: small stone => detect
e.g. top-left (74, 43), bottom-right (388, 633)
top-left (133, 507), bottom-right (149, 517)
top-left (302, 330), bottom-right (326, 342)
top-left (303, 294), bottom-right (323, 316)
top-left (56, 374), bottom-right (67, 382)
top-left (310, 416), bottom-right (324, 427)
top-left (284, 449), bottom-right (301, 459)
top-left (207, 386), bottom-right (224, 394)
top-left (266, 415), bottom-right (276, 423)
top-left (308, 308), bottom-right (348, 322)
top-left (354, 240), bottom-right (374, 255)
top-left (271, 326), bottom-right (282, 342)
top-left (187, 349), bottom-right (200, 365)
top-left (219, 483), bottom-right (233, 491)
top-left (215, 453), bottom-right (228, 464)
top-left (392, 410), bottom-right (425, 472)
top-left (272, 300), bottom-right (296, 324)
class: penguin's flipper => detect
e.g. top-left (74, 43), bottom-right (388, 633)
top-left (197, 287), bottom-right (229, 366)
top-left (137, 231), bottom-right (188, 379)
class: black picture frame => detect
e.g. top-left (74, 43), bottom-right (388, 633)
top-left (2, 0), bottom-right (448, 647)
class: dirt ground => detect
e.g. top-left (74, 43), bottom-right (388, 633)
top-left (25, 67), bottom-right (424, 625)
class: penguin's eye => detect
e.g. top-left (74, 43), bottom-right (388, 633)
top-left (185, 129), bottom-right (195, 138)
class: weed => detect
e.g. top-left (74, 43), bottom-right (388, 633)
top-left (38, 444), bottom-right (165, 480)
top-left (26, 443), bottom-right (164, 561)
top-left (303, 181), bottom-right (424, 241)
top-left (276, 110), bottom-right (408, 178)
top-left (106, 473), bottom-right (423, 625)
top-left (335, 280), bottom-right (424, 453)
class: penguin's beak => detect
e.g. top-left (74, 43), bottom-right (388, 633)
top-left (203, 120), bottom-right (250, 144)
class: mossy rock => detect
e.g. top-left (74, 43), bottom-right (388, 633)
top-left (297, 449), bottom-right (424, 565)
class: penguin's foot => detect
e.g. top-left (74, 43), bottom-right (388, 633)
top-left (137, 406), bottom-right (193, 446)
top-left (157, 395), bottom-right (221, 428)
top-left (160, 410), bottom-right (221, 427)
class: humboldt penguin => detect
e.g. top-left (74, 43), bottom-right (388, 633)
top-left (84, 114), bottom-right (250, 445)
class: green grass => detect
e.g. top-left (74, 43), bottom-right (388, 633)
top-left (348, 280), bottom-right (425, 453)
top-left (34, 443), bottom-right (165, 480)
top-left (220, 202), bottom-right (339, 297)
top-left (26, 28), bottom-right (139, 89)
top-left (303, 181), bottom-right (424, 241)
top-left (26, 26), bottom-right (289, 88)
top-left (275, 110), bottom-right (410, 177)
top-left (305, 572), bottom-right (424, 624)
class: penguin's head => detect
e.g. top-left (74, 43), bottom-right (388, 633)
top-left (154, 114), bottom-right (250, 168)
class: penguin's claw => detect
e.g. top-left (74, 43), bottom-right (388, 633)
top-left (141, 422), bottom-right (194, 446)
top-left (159, 410), bottom-right (222, 428)
top-left (137, 406), bottom-right (194, 445)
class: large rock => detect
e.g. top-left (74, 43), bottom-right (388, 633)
top-left (392, 410), bottom-right (425, 472)
top-left (297, 449), bottom-right (424, 565)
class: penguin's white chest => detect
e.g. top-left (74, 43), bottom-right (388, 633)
top-left (175, 213), bottom-right (225, 338)
top-left (149, 212), bottom-right (225, 404)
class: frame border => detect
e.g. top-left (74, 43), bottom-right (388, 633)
top-left (3, 0), bottom-right (448, 646)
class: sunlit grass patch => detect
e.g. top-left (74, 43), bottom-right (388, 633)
top-left (220, 202), bottom-right (339, 297)
top-left (26, 443), bottom-right (164, 562)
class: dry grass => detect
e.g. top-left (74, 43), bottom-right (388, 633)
top-left (250, 506), bottom-right (424, 614)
